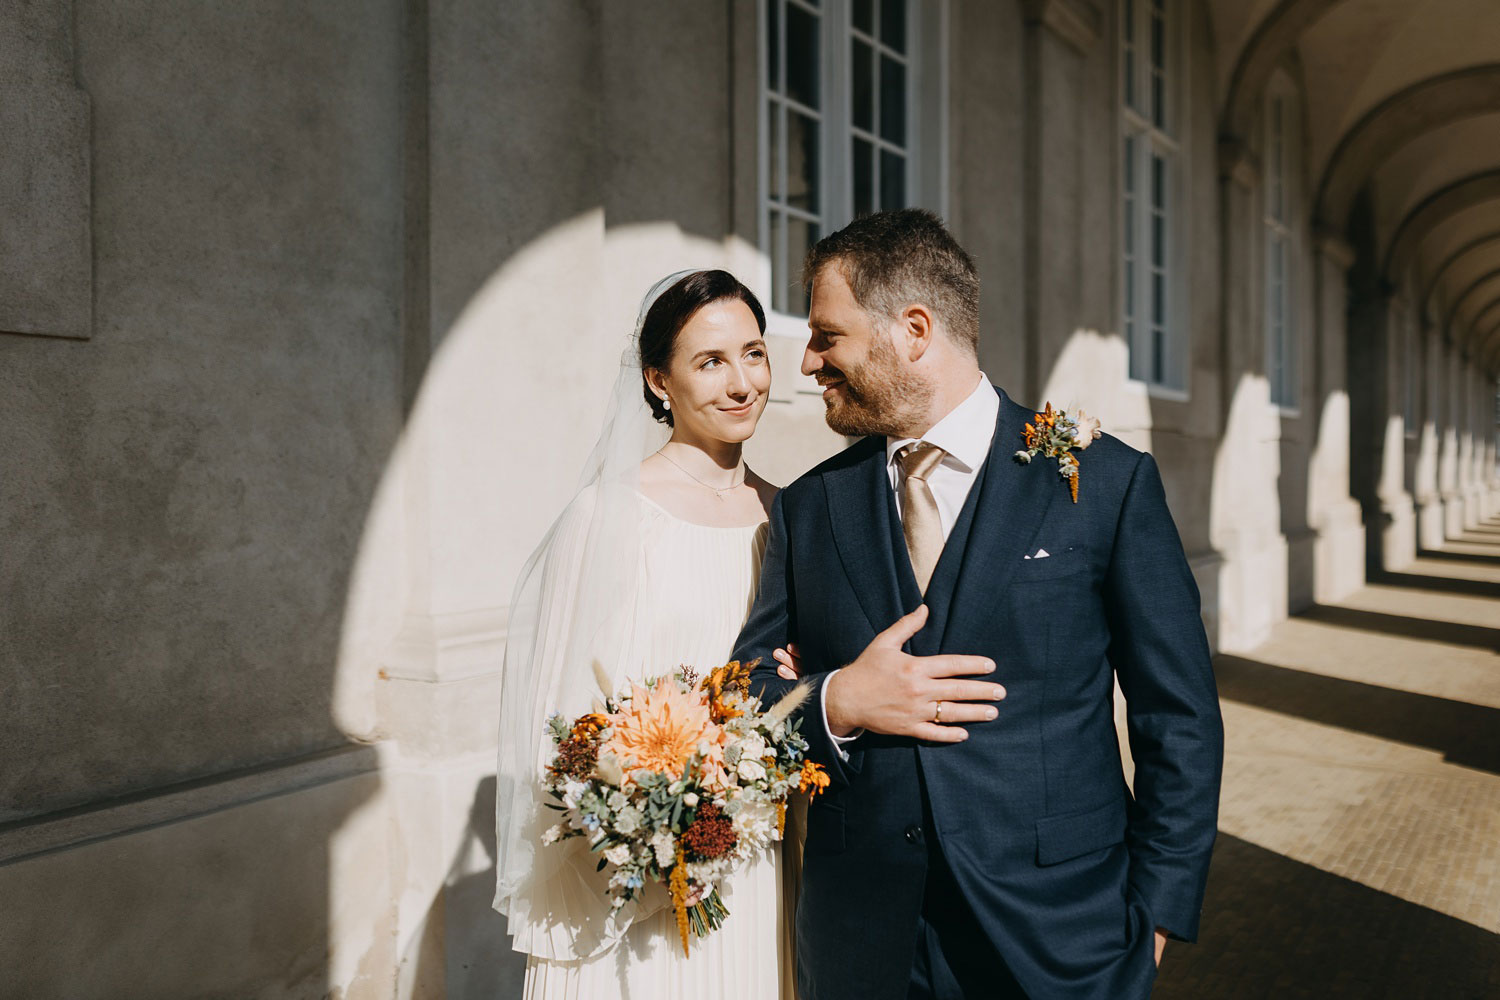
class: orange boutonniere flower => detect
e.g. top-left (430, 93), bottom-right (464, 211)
top-left (1014, 402), bottom-right (1102, 503)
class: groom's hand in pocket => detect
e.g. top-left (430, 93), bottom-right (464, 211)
top-left (825, 605), bottom-right (1005, 743)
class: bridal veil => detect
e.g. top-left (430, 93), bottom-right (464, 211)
top-left (491, 271), bottom-right (695, 960)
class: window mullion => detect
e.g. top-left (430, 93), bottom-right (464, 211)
top-left (826, 0), bottom-right (851, 229)
top-left (900, 0), bottom-right (912, 205)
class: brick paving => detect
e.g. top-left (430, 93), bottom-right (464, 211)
top-left (1148, 517), bottom-right (1500, 999)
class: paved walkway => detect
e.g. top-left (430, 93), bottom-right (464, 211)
top-left (1151, 517), bottom-right (1500, 999)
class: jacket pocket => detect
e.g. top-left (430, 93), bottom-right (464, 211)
top-left (804, 801), bottom-right (846, 854)
top-left (1015, 545), bottom-right (1089, 582)
top-left (1034, 796), bottom-right (1127, 866)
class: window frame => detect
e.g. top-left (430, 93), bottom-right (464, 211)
top-left (1118, 0), bottom-right (1188, 396)
top-left (1262, 75), bottom-right (1303, 416)
top-left (758, 0), bottom-right (947, 329)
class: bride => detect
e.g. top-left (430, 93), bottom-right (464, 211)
top-left (493, 270), bottom-right (804, 999)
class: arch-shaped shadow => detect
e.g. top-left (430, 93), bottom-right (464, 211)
top-left (1298, 602), bottom-right (1500, 650)
top-left (1214, 654), bottom-right (1500, 773)
top-left (1152, 833), bottom-right (1500, 998)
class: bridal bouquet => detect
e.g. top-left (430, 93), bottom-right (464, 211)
top-left (541, 661), bottom-right (829, 956)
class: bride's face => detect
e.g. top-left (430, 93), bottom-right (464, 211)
top-left (650, 298), bottom-right (771, 444)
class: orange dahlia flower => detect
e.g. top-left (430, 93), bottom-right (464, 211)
top-left (603, 681), bottom-right (727, 788)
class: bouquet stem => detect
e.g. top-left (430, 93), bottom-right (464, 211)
top-left (688, 888), bottom-right (729, 941)
top-left (670, 854), bottom-right (730, 958)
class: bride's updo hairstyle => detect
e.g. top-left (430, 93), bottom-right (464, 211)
top-left (639, 269), bottom-right (767, 427)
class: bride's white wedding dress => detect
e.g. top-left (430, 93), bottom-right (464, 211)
top-left (519, 492), bottom-right (798, 1000)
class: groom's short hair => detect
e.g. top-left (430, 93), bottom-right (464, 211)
top-left (802, 208), bottom-right (980, 356)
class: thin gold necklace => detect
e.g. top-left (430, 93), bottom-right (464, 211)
top-left (657, 449), bottom-right (746, 500)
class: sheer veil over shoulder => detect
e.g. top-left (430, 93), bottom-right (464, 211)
top-left (494, 271), bottom-right (795, 1000)
top-left (492, 271), bottom-right (690, 961)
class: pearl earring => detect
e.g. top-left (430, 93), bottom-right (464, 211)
top-left (662, 398), bottom-right (671, 411)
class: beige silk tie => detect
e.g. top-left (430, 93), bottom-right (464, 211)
top-left (898, 442), bottom-right (947, 593)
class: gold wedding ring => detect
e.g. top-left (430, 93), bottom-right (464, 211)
top-left (933, 701), bottom-right (944, 723)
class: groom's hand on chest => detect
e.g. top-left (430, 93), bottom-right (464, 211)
top-left (824, 605), bottom-right (1006, 743)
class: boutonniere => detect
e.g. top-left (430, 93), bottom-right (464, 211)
top-left (1013, 402), bottom-right (1102, 503)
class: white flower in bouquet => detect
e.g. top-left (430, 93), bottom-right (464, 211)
top-left (594, 751), bottom-right (625, 788)
top-left (737, 758), bottom-right (767, 782)
top-left (604, 844), bottom-right (631, 866)
top-left (731, 799), bottom-right (777, 845)
top-left (650, 829), bottom-right (676, 868)
top-left (614, 805), bottom-right (644, 836)
top-left (739, 733), bottom-right (768, 761)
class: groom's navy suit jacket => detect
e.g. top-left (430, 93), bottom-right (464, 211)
top-left (733, 387), bottom-right (1223, 1000)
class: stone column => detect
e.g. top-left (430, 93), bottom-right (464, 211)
top-left (1381, 295), bottom-right (1417, 566)
top-left (1440, 344), bottom-right (1464, 536)
top-left (1415, 324), bottom-right (1446, 548)
top-left (1349, 270), bottom-right (1419, 570)
top-left (1307, 234), bottom-right (1366, 601)
top-left (1206, 140), bottom-right (1288, 650)
top-left (1460, 363), bottom-right (1484, 526)
top-left (1484, 374), bottom-right (1500, 518)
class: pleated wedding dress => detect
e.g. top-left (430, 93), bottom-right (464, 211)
top-left (520, 493), bottom-right (798, 1000)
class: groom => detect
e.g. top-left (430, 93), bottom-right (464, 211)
top-left (735, 209), bottom-right (1223, 999)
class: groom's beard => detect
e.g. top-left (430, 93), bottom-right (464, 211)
top-left (815, 335), bottom-right (933, 438)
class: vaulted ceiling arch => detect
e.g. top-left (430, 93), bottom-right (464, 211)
top-left (1470, 298), bottom-right (1500, 365)
top-left (1316, 66), bottom-right (1500, 234)
top-left (1220, 0), bottom-right (1343, 141)
top-left (1381, 171), bottom-right (1500, 286)
top-left (1420, 232), bottom-right (1500, 317)
top-left (1442, 268), bottom-right (1500, 341)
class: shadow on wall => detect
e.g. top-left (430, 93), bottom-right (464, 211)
top-left (409, 776), bottom-right (527, 998)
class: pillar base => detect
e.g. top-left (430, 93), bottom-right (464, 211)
top-left (1314, 498), bottom-right (1366, 604)
top-left (1213, 533), bottom-right (1289, 654)
top-left (1377, 494), bottom-right (1417, 571)
top-left (1461, 486), bottom-right (1485, 529)
top-left (1442, 492), bottom-right (1466, 538)
top-left (1416, 495), bottom-right (1447, 550)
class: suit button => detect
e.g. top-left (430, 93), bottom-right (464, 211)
top-left (904, 825), bottom-right (923, 845)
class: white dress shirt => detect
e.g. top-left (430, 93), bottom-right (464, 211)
top-left (884, 373), bottom-right (1000, 540)
top-left (822, 373), bottom-right (999, 753)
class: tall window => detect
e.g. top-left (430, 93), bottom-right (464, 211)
top-left (1120, 0), bottom-right (1183, 390)
top-left (1263, 83), bottom-right (1300, 411)
top-left (763, 0), bottom-right (930, 316)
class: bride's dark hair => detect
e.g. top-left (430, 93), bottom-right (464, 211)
top-left (639, 270), bottom-right (767, 426)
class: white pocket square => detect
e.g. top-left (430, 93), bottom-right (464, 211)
top-left (1024, 548), bottom-right (1050, 560)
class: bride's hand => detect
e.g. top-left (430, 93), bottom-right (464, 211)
top-left (685, 882), bottom-right (707, 907)
top-left (773, 643), bottom-right (803, 679)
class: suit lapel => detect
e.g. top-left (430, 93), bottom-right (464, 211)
top-left (941, 389), bottom-right (1061, 653)
top-left (822, 439), bottom-right (908, 637)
